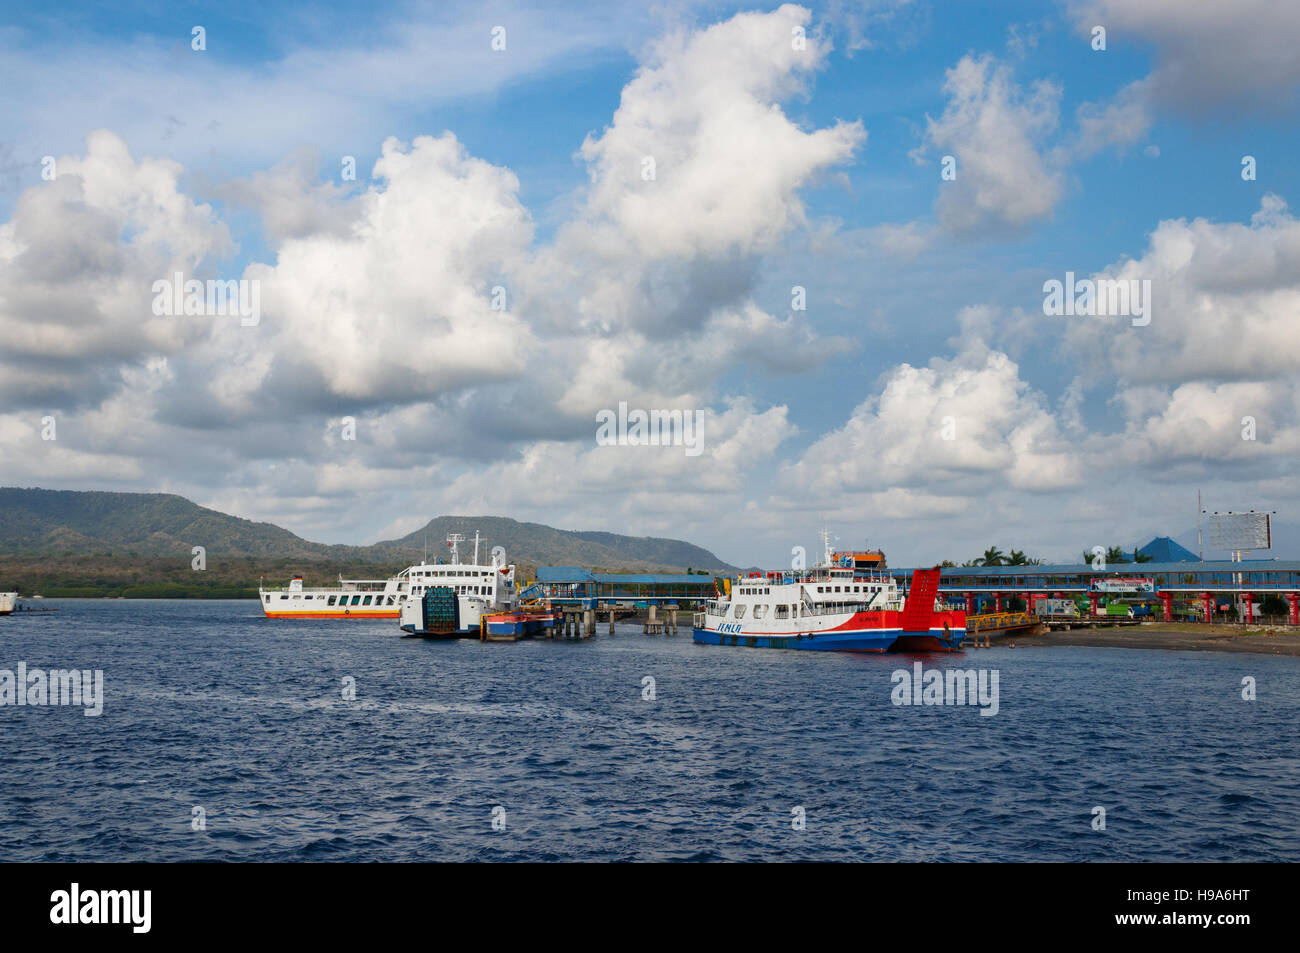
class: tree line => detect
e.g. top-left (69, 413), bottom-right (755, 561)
top-left (939, 545), bottom-right (1153, 568)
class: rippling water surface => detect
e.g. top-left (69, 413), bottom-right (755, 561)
top-left (2, 600), bottom-right (1296, 861)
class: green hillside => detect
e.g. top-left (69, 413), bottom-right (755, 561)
top-left (0, 487), bottom-right (360, 560)
top-left (0, 488), bottom-right (736, 597)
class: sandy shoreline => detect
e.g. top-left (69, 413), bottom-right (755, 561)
top-left (1003, 622), bottom-right (1300, 656)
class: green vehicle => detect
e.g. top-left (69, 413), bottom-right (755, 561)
top-left (1104, 602), bottom-right (1133, 618)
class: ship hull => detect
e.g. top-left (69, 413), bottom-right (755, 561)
top-left (891, 630), bottom-right (965, 652)
top-left (265, 608), bottom-right (400, 619)
top-left (399, 591), bottom-right (493, 638)
top-left (693, 606), bottom-right (966, 654)
top-left (400, 623), bottom-right (479, 638)
top-left (693, 626), bottom-right (899, 652)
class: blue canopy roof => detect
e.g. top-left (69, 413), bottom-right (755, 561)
top-left (592, 573), bottom-right (713, 585)
top-left (1137, 536), bottom-right (1200, 562)
top-left (536, 567), bottom-right (713, 585)
top-left (536, 567), bottom-right (595, 583)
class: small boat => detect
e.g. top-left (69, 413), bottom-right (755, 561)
top-left (481, 610), bottom-right (557, 641)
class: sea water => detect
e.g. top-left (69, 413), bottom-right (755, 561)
top-left (1, 600), bottom-right (1296, 861)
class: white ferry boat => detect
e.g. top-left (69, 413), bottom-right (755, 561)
top-left (0, 592), bottom-right (16, 616)
top-left (259, 574), bottom-right (409, 619)
top-left (693, 531), bottom-right (964, 653)
top-left (399, 533), bottom-right (517, 637)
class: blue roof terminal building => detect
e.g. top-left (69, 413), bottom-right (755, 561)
top-left (534, 535), bottom-right (1300, 622)
top-left (888, 556), bottom-right (1300, 623)
top-left (534, 567), bottom-right (717, 606)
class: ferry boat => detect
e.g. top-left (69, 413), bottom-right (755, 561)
top-left (399, 533), bottom-right (519, 638)
top-left (693, 532), bottom-right (964, 653)
top-left (0, 592), bottom-right (16, 616)
top-left (259, 574), bottom-right (409, 619)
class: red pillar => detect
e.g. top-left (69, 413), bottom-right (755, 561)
top-left (1200, 592), bottom-right (1213, 623)
top-left (1159, 591), bottom-right (1173, 622)
top-left (1089, 593), bottom-right (1098, 617)
top-left (1286, 593), bottom-right (1299, 626)
top-left (1243, 592), bottom-right (1254, 623)
top-left (995, 593), bottom-right (1002, 612)
top-left (965, 592), bottom-right (974, 614)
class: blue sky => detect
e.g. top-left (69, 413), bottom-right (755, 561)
top-left (2, 1), bottom-right (1299, 567)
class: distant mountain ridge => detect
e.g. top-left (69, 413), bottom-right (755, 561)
top-left (368, 516), bottom-right (735, 572)
top-left (0, 487), bottom-right (736, 573)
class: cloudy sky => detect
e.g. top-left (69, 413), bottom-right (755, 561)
top-left (2, 0), bottom-right (1298, 566)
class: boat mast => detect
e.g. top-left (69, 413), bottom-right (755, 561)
top-left (447, 533), bottom-right (465, 565)
top-left (820, 526), bottom-right (835, 567)
top-left (473, 531), bottom-right (480, 566)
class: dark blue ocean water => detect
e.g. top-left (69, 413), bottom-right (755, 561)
top-left (1, 600), bottom-right (1297, 861)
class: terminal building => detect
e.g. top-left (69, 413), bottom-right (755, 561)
top-left (532, 532), bottom-right (1300, 624)
top-left (534, 567), bottom-right (717, 606)
top-left (889, 559), bottom-right (1300, 624)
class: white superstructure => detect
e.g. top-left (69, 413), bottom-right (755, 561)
top-left (0, 592), bottom-right (16, 615)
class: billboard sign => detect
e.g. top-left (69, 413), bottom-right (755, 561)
top-left (1093, 577), bottom-right (1155, 593)
top-left (1207, 512), bottom-right (1271, 551)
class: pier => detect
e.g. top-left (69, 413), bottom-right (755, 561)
top-left (533, 568), bottom-right (715, 606)
top-left (556, 606), bottom-right (595, 639)
top-left (641, 603), bottom-right (680, 634)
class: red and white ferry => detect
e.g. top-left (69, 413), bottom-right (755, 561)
top-left (693, 531), bottom-right (964, 652)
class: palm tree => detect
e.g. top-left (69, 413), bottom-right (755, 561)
top-left (1007, 549), bottom-right (1031, 566)
top-left (980, 546), bottom-right (1005, 567)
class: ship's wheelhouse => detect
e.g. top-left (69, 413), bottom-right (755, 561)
top-left (407, 565), bottom-right (508, 600)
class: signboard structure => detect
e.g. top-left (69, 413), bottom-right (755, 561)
top-left (1207, 512), bottom-right (1271, 556)
top-left (1093, 577), bottom-right (1155, 594)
